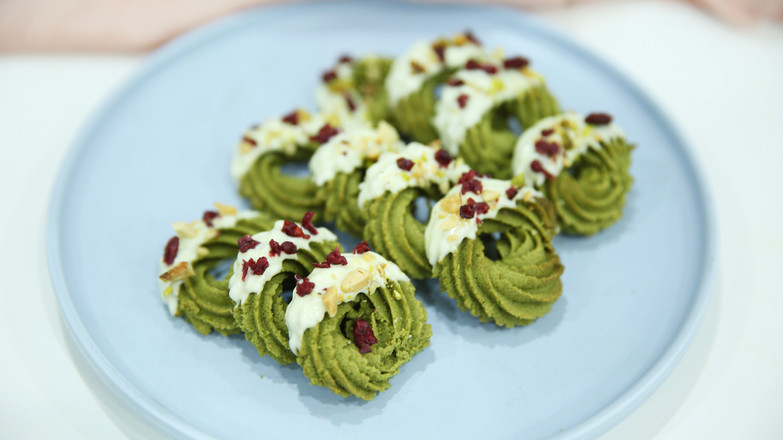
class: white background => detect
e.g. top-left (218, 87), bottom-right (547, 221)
top-left (1, 1), bottom-right (781, 438)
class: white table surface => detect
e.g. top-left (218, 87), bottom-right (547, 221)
top-left (1, 1), bottom-right (781, 438)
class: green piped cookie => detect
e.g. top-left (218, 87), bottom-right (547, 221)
top-left (316, 55), bottom-right (393, 126)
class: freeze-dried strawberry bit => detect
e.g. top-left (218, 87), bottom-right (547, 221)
top-left (531, 160), bottom-right (556, 180)
top-left (457, 94), bottom-right (469, 109)
top-left (269, 239), bottom-right (281, 257)
top-left (338, 55), bottom-right (353, 64)
top-left (482, 64), bottom-right (498, 75)
top-left (295, 275), bottom-right (315, 297)
top-left (465, 59), bottom-right (481, 70)
top-left (242, 136), bottom-right (258, 146)
top-left (459, 204), bottom-right (475, 219)
top-left (458, 170), bottom-right (477, 184)
top-left (312, 262), bottom-right (331, 269)
top-left (163, 236), bottom-right (179, 265)
top-left (446, 78), bottom-right (464, 87)
top-left (238, 235), bottom-right (260, 253)
top-left (503, 56), bottom-right (529, 69)
top-left (585, 113), bottom-right (612, 125)
top-left (202, 210), bottom-right (219, 227)
top-left (280, 241), bottom-right (297, 255)
top-left (535, 140), bottom-right (560, 157)
top-left (461, 178), bottom-right (483, 195)
top-left (352, 241), bottom-right (371, 254)
top-left (281, 111), bottom-right (299, 125)
top-left (433, 44), bottom-right (446, 62)
top-left (249, 257), bottom-right (269, 276)
top-left (396, 157), bottom-right (415, 171)
top-left (322, 70), bottom-right (337, 83)
top-left (474, 201), bottom-right (490, 215)
top-left (434, 149), bottom-right (452, 167)
top-left (541, 128), bottom-right (554, 137)
top-left (464, 30), bottom-right (481, 45)
top-left (353, 317), bottom-right (379, 354)
top-left (506, 186), bottom-right (518, 199)
top-left (326, 248), bottom-right (348, 266)
top-left (309, 124), bottom-right (340, 144)
top-left (301, 211), bottom-right (318, 235)
top-left (282, 220), bottom-right (310, 239)
top-left (344, 93), bottom-right (356, 112)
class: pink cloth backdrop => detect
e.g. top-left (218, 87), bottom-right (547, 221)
top-left (0, 0), bottom-right (781, 52)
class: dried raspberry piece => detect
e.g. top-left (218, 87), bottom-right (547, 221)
top-left (446, 78), bottom-right (464, 87)
top-left (344, 93), bottom-right (356, 112)
top-left (325, 248), bottom-right (348, 266)
top-left (535, 140), bottom-right (560, 157)
top-left (269, 239), bottom-right (281, 257)
top-left (311, 262), bottom-right (330, 269)
top-left (465, 59), bottom-right (481, 70)
top-left (295, 275), bottom-right (315, 297)
top-left (434, 149), bottom-right (452, 167)
top-left (352, 241), bottom-right (371, 254)
top-left (163, 236), bottom-right (179, 265)
top-left (396, 157), bottom-right (414, 171)
top-left (503, 56), bottom-right (529, 69)
top-left (530, 160), bottom-right (556, 180)
top-left (458, 170), bottom-right (477, 184)
top-left (482, 64), bottom-right (498, 75)
top-left (541, 128), bottom-right (554, 137)
top-left (280, 241), bottom-right (297, 254)
top-left (338, 55), bottom-right (353, 64)
top-left (309, 124), bottom-right (340, 144)
top-left (457, 94), bottom-right (469, 108)
top-left (202, 210), bottom-right (219, 227)
top-left (585, 113), bottom-right (612, 125)
top-left (238, 235), bottom-right (260, 252)
top-left (506, 186), bottom-right (518, 199)
top-left (353, 317), bottom-right (379, 354)
top-left (464, 30), bottom-right (481, 46)
top-left (461, 178), bottom-right (483, 195)
top-left (322, 70), bottom-right (337, 83)
top-left (432, 43), bottom-right (446, 62)
top-left (474, 201), bottom-right (490, 215)
top-left (241, 260), bottom-right (250, 281)
top-left (301, 211), bottom-right (318, 235)
top-left (242, 136), bottom-right (257, 146)
top-left (249, 257), bottom-right (269, 275)
top-left (281, 111), bottom-right (299, 125)
top-left (282, 220), bottom-right (310, 239)
top-left (459, 204), bottom-right (475, 219)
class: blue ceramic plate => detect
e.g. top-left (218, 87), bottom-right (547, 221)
top-left (47, 1), bottom-right (715, 438)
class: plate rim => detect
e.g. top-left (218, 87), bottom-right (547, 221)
top-left (46, 1), bottom-right (717, 439)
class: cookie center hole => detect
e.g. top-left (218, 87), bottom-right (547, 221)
top-left (280, 274), bottom-right (297, 304)
top-left (207, 259), bottom-right (233, 281)
top-left (411, 196), bottom-right (434, 223)
top-left (480, 232), bottom-right (503, 261)
top-left (280, 161), bottom-right (312, 178)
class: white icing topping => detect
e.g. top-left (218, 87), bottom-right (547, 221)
top-left (424, 177), bottom-right (543, 266)
top-left (158, 209), bottom-right (259, 315)
top-left (229, 111), bottom-right (333, 181)
top-left (285, 251), bottom-right (409, 354)
top-left (308, 121), bottom-right (404, 186)
top-left (227, 220), bottom-right (338, 307)
top-left (511, 112), bottom-right (625, 187)
top-left (432, 59), bottom-right (545, 155)
top-left (386, 36), bottom-right (483, 106)
top-left (314, 58), bottom-right (378, 129)
top-left (357, 142), bottom-right (470, 208)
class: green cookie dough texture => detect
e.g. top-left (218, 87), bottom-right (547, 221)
top-left (316, 55), bottom-right (393, 126)
top-left (511, 111), bottom-right (634, 235)
top-left (359, 143), bottom-right (469, 278)
top-left (228, 218), bottom-right (341, 365)
top-left (433, 58), bottom-right (560, 179)
top-left (426, 176), bottom-right (564, 327)
top-left (385, 32), bottom-right (484, 142)
top-left (309, 121), bottom-right (404, 237)
top-left (285, 250), bottom-right (431, 400)
top-left (157, 205), bottom-right (275, 335)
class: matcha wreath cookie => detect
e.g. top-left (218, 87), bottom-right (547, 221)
top-left (228, 213), bottom-right (341, 364)
top-left (385, 31), bottom-right (484, 142)
top-left (432, 53), bottom-right (560, 179)
top-left (358, 142), bottom-right (469, 278)
top-left (425, 172), bottom-right (565, 327)
top-left (316, 54), bottom-right (393, 127)
top-left (231, 109), bottom-right (344, 223)
top-left (308, 121), bottom-right (404, 237)
top-left (286, 243), bottom-right (432, 401)
top-left (511, 111), bottom-right (634, 235)
top-left (157, 203), bottom-right (275, 335)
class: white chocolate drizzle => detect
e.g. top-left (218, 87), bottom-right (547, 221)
top-left (424, 177), bottom-right (542, 266)
top-left (285, 251), bottom-right (409, 354)
top-left (511, 112), bottom-right (625, 188)
top-left (357, 142), bottom-right (470, 208)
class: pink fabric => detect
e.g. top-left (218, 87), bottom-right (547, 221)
top-left (0, 0), bottom-right (781, 52)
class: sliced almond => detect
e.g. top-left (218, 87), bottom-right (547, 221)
top-left (523, 191), bottom-right (533, 202)
top-left (322, 286), bottom-right (338, 317)
top-left (196, 247), bottom-right (209, 257)
top-left (454, 34), bottom-right (468, 45)
top-left (239, 141), bottom-right (254, 154)
top-left (482, 190), bottom-right (501, 202)
top-left (297, 109), bottom-right (311, 122)
top-left (173, 221), bottom-right (199, 239)
top-left (441, 193), bottom-right (462, 215)
top-left (440, 215), bottom-right (459, 230)
top-left (204, 228), bottom-right (219, 240)
top-left (447, 234), bottom-right (458, 241)
top-left (361, 253), bottom-right (377, 263)
top-left (377, 121), bottom-right (400, 144)
top-left (159, 262), bottom-right (195, 282)
top-left (410, 60), bottom-right (426, 74)
top-left (214, 202), bottom-right (237, 216)
top-left (377, 263), bottom-right (387, 279)
top-left (428, 139), bottom-right (442, 149)
top-left (341, 268), bottom-right (371, 293)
